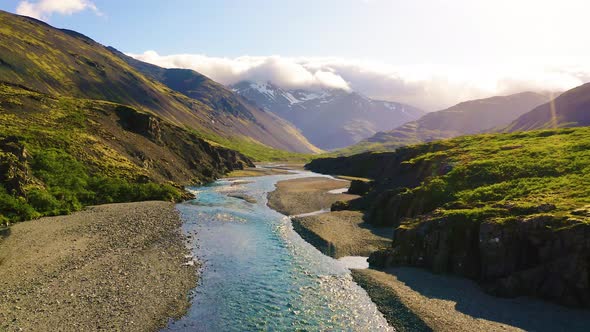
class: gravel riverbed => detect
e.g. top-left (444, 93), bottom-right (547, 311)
top-left (0, 201), bottom-right (197, 332)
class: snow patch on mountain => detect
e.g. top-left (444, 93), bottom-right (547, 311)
top-left (230, 80), bottom-right (425, 150)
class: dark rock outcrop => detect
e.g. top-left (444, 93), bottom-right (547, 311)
top-left (347, 180), bottom-right (373, 195)
top-left (116, 106), bottom-right (162, 143)
top-left (331, 200), bottom-right (350, 211)
top-left (370, 214), bottom-right (590, 308)
top-left (369, 215), bottom-right (481, 278)
top-left (307, 130), bottom-right (590, 308)
top-left (0, 137), bottom-right (33, 196)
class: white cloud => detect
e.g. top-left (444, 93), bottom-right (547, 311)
top-left (16, 0), bottom-right (100, 20)
top-left (129, 51), bottom-right (590, 110)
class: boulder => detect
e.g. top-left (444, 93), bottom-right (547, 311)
top-left (347, 179), bottom-right (372, 195)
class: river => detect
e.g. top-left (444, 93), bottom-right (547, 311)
top-left (162, 170), bottom-right (393, 331)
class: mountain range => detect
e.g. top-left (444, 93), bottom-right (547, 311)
top-left (109, 50), bottom-right (321, 154)
top-left (0, 10), bottom-right (265, 221)
top-left (505, 82), bottom-right (590, 132)
top-left (0, 11), bottom-right (319, 157)
top-left (338, 91), bottom-right (554, 155)
top-left (231, 81), bottom-right (425, 150)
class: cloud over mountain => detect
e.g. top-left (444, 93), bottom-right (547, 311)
top-left (130, 51), bottom-right (590, 110)
top-left (16, 0), bottom-right (100, 20)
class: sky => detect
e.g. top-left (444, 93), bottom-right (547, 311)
top-left (3, 0), bottom-right (590, 110)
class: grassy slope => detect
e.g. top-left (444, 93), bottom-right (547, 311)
top-left (331, 92), bottom-right (551, 156)
top-left (308, 126), bottom-right (590, 227)
top-left (194, 131), bottom-right (314, 162)
top-left (0, 11), bottom-right (317, 161)
top-left (0, 83), bottom-right (251, 224)
top-left (505, 82), bottom-right (590, 132)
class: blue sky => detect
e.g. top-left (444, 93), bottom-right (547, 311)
top-left (3, 0), bottom-right (412, 60)
top-left (3, 0), bottom-right (590, 109)
top-left (5, 0), bottom-right (582, 64)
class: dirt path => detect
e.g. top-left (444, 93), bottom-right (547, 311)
top-left (0, 201), bottom-right (197, 332)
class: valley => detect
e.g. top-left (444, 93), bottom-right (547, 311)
top-left (1, 3), bottom-right (590, 332)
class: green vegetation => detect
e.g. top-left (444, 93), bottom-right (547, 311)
top-left (325, 139), bottom-right (411, 157)
top-left (193, 130), bottom-right (314, 162)
top-left (396, 128), bottom-right (590, 228)
top-left (310, 126), bottom-right (590, 228)
top-left (1, 148), bottom-right (181, 224)
top-left (0, 84), bottom-right (233, 225)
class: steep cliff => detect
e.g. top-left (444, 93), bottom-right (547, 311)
top-left (307, 127), bottom-right (590, 307)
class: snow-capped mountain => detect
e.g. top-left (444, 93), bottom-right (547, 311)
top-left (231, 81), bottom-right (425, 150)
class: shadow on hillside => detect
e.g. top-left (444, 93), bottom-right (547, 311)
top-left (387, 267), bottom-right (590, 332)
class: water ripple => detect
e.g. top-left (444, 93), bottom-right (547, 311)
top-left (163, 171), bottom-right (394, 331)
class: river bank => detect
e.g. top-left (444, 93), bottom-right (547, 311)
top-left (292, 211), bottom-right (392, 258)
top-left (267, 176), bottom-right (392, 258)
top-left (353, 268), bottom-right (590, 332)
top-left (267, 174), bottom-right (590, 331)
top-left (267, 176), bottom-right (356, 216)
top-left (0, 201), bottom-right (197, 332)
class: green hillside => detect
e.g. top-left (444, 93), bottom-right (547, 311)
top-left (332, 92), bottom-right (551, 156)
top-left (307, 127), bottom-right (590, 306)
top-left (0, 82), bottom-right (252, 224)
top-left (0, 10), bottom-right (319, 158)
top-left (0, 10), bottom-right (317, 224)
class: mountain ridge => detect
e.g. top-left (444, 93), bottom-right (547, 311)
top-left (336, 91), bottom-right (553, 155)
top-left (231, 80), bottom-right (425, 150)
top-left (504, 82), bottom-right (590, 132)
top-left (109, 48), bottom-right (322, 155)
top-left (0, 10), bottom-right (319, 156)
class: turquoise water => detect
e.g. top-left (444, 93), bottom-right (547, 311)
top-left (163, 171), bottom-right (393, 331)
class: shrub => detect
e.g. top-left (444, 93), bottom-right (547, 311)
top-left (0, 186), bottom-right (39, 221)
top-left (27, 189), bottom-right (61, 215)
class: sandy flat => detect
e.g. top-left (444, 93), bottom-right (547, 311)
top-left (224, 167), bottom-right (290, 178)
top-left (292, 210), bottom-right (392, 258)
top-left (353, 268), bottom-right (590, 332)
top-left (0, 201), bottom-right (197, 332)
top-left (267, 176), bottom-right (357, 215)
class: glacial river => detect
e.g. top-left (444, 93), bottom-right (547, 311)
top-left (162, 170), bottom-right (393, 331)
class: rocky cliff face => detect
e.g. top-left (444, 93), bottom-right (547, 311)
top-left (109, 104), bottom-right (253, 184)
top-left (307, 127), bottom-right (590, 308)
top-left (0, 137), bottom-right (33, 196)
top-left (370, 213), bottom-right (590, 308)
